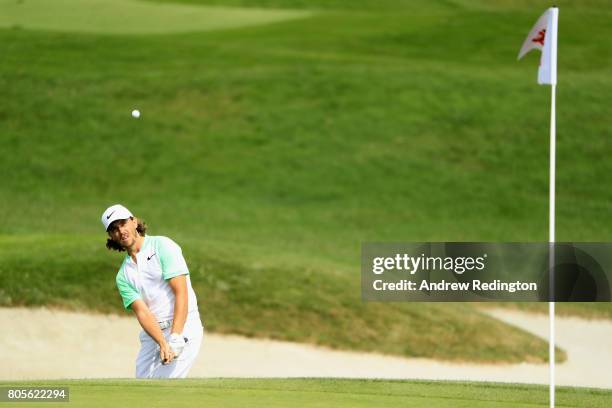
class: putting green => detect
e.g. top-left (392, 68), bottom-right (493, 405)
top-left (0, 0), bottom-right (312, 34)
top-left (2, 379), bottom-right (611, 408)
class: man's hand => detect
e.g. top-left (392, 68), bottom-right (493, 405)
top-left (159, 340), bottom-right (176, 365)
top-left (131, 300), bottom-right (177, 365)
top-left (168, 333), bottom-right (186, 358)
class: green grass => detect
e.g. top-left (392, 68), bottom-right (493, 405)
top-left (0, 0), bottom-right (311, 34)
top-left (1, 0), bottom-right (611, 363)
top-left (0, 235), bottom-right (563, 363)
top-left (484, 302), bottom-right (612, 320)
top-left (2, 379), bottom-right (611, 408)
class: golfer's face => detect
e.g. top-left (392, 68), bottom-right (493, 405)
top-left (108, 218), bottom-right (137, 248)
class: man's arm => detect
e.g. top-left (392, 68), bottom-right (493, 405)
top-left (131, 299), bottom-right (175, 364)
top-left (169, 275), bottom-right (188, 335)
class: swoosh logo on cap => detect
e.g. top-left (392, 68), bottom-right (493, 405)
top-left (106, 210), bottom-right (116, 220)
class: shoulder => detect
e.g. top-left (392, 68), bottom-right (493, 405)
top-left (115, 257), bottom-right (129, 283)
top-left (149, 236), bottom-right (184, 260)
top-left (152, 236), bottom-right (189, 277)
top-left (149, 235), bottom-right (182, 251)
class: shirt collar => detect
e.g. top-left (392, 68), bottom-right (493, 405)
top-left (124, 235), bottom-right (150, 262)
top-left (142, 235), bottom-right (150, 249)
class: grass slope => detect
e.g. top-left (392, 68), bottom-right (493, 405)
top-left (2, 379), bottom-right (611, 408)
top-left (1, 0), bottom-right (611, 361)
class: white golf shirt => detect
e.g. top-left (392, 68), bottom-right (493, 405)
top-left (115, 235), bottom-right (199, 322)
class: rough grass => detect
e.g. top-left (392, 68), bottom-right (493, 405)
top-left (0, 235), bottom-right (563, 363)
top-left (484, 302), bottom-right (612, 320)
top-left (1, 0), bottom-right (611, 363)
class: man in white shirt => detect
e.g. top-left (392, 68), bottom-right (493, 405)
top-left (101, 204), bottom-right (203, 378)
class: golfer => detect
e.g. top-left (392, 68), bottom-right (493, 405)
top-left (101, 204), bottom-right (203, 378)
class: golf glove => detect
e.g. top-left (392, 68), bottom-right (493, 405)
top-left (168, 333), bottom-right (186, 358)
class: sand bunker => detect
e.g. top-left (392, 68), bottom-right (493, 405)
top-left (1, 307), bottom-right (610, 389)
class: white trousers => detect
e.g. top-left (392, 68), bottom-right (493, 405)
top-left (135, 312), bottom-right (204, 378)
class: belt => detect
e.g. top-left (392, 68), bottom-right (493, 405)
top-left (158, 310), bottom-right (200, 330)
top-left (158, 320), bottom-right (173, 330)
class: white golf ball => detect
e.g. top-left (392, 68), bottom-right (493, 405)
top-left (131, 109), bottom-right (140, 118)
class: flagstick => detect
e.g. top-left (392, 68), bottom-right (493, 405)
top-left (517, 7), bottom-right (558, 407)
top-left (549, 83), bottom-right (556, 408)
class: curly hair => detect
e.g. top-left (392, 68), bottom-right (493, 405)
top-left (106, 218), bottom-right (148, 252)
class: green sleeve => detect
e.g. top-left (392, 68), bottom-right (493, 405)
top-left (116, 267), bottom-right (140, 310)
top-left (157, 236), bottom-right (190, 280)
